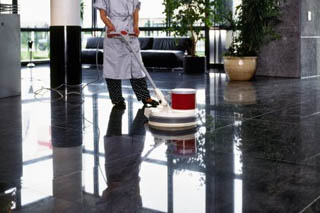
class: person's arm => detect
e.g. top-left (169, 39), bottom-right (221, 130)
top-left (99, 9), bottom-right (115, 33)
top-left (133, 8), bottom-right (140, 36)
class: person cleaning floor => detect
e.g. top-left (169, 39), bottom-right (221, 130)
top-left (94, 0), bottom-right (159, 109)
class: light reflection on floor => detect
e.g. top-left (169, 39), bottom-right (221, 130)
top-left (2, 65), bottom-right (320, 212)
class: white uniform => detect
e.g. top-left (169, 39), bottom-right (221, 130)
top-left (94, 0), bottom-right (145, 79)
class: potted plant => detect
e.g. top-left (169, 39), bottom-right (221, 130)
top-left (215, 0), bottom-right (283, 80)
top-left (163, 0), bottom-right (218, 74)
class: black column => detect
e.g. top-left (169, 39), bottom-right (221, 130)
top-left (66, 26), bottom-right (82, 85)
top-left (50, 26), bottom-right (65, 89)
top-left (50, 26), bottom-right (82, 88)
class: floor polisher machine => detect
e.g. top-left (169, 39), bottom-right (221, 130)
top-left (109, 31), bottom-right (197, 128)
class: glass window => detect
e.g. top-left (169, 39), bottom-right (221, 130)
top-left (0, 0), bottom-right (12, 4)
top-left (140, 30), bottom-right (166, 37)
top-left (96, 9), bottom-right (104, 28)
top-left (81, 0), bottom-right (92, 28)
top-left (21, 31), bottom-right (50, 61)
top-left (0, 0), bottom-right (13, 14)
top-left (139, 0), bottom-right (165, 27)
top-left (97, 0), bottom-right (166, 28)
top-left (20, 0), bottom-right (50, 28)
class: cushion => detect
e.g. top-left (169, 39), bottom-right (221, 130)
top-left (140, 50), bottom-right (184, 68)
top-left (138, 37), bottom-right (153, 50)
top-left (85, 37), bottom-right (104, 49)
top-left (152, 37), bottom-right (192, 53)
top-left (81, 49), bottom-right (103, 64)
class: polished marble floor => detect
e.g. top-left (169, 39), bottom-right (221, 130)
top-left (1, 65), bottom-right (320, 212)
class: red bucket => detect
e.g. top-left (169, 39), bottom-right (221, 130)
top-left (171, 88), bottom-right (196, 110)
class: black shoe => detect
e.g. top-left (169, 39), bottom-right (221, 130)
top-left (142, 98), bottom-right (159, 108)
top-left (113, 101), bottom-right (126, 109)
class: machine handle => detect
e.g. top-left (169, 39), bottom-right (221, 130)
top-left (107, 31), bottom-right (136, 37)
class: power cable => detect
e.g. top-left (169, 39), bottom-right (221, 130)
top-left (23, 30), bottom-right (105, 152)
top-left (30, 29), bottom-right (105, 103)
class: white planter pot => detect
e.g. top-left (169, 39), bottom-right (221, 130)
top-left (223, 56), bottom-right (258, 81)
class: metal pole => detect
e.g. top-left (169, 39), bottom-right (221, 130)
top-left (205, 0), bottom-right (210, 70)
top-left (92, 0), bottom-right (97, 28)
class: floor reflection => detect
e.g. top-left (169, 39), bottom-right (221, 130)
top-left (1, 66), bottom-right (320, 212)
top-left (224, 81), bottom-right (257, 105)
top-left (0, 96), bottom-right (22, 211)
top-left (51, 88), bottom-right (83, 205)
top-left (97, 107), bottom-right (146, 212)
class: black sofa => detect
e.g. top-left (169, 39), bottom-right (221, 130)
top-left (81, 37), bottom-right (192, 68)
top-left (81, 37), bottom-right (104, 65)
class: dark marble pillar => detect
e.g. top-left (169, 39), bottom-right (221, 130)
top-left (257, 0), bottom-right (320, 78)
top-left (50, 26), bottom-right (65, 89)
top-left (300, 0), bottom-right (320, 78)
top-left (66, 26), bottom-right (82, 85)
top-left (257, 0), bottom-right (301, 78)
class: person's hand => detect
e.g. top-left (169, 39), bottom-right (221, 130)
top-left (107, 24), bottom-right (116, 38)
top-left (107, 24), bottom-right (115, 33)
top-left (134, 26), bottom-right (140, 37)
